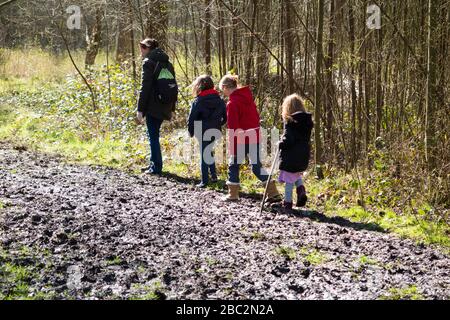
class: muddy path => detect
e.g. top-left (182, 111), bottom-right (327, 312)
top-left (0, 142), bottom-right (448, 300)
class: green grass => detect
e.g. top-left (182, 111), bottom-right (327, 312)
top-left (0, 48), bottom-right (109, 83)
top-left (331, 207), bottom-right (449, 247)
top-left (105, 256), bottom-right (122, 266)
top-left (358, 255), bottom-right (378, 266)
top-left (300, 247), bottom-right (329, 266)
top-left (274, 245), bottom-right (330, 265)
top-left (129, 282), bottom-right (165, 300)
top-left (0, 103), bottom-right (147, 171)
top-left (306, 169), bottom-right (449, 248)
top-left (275, 246), bottom-right (297, 261)
top-left (0, 252), bottom-right (53, 300)
top-left (205, 257), bottom-right (218, 267)
top-left (379, 285), bottom-right (424, 300)
top-left (0, 78), bottom-right (40, 94)
top-left (251, 232), bottom-right (266, 241)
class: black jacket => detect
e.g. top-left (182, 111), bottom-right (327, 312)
top-left (137, 48), bottom-right (176, 120)
top-left (279, 112), bottom-right (314, 173)
top-left (187, 92), bottom-right (227, 138)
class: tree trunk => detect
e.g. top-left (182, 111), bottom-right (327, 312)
top-left (128, 0), bottom-right (137, 82)
top-left (145, 0), bottom-right (168, 47)
top-left (115, 21), bottom-right (132, 62)
top-left (324, 0), bottom-right (336, 152)
top-left (85, 7), bottom-right (102, 68)
top-left (204, 0), bottom-right (212, 74)
top-left (115, 0), bottom-right (132, 63)
top-left (255, 0), bottom-right (270, 100)
top-left (245, 0), bottom-right (257, 85)
top-left (284, 0), bottom-right (294, 94)
top-left (216, 0), bottom-right (226, 75)
top-left (230, 0), bottom-right (239, 73)
top-left (375, 25), bottom-right (383, 138)
top-left (425, 0), bottom-right (438, 172)
top-left (348, 2), bottom-right (357, 168)
top-left (314, 0), bottom-right (324, 178)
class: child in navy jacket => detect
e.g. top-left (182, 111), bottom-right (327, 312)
top-left (188, 75), bottom-right (227, 188)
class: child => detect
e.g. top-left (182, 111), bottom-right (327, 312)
top-left (219, 74), bottom-right (280, 202)
top-left (188, 75), bottom-right (227, 188)
top-left (278, 94), bottom-right (314, 211)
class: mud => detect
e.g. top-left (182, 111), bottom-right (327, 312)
top-left (0, 142), bottom-right (448, 300)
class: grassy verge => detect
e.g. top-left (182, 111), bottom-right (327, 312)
top-left (0, 246), bottom-right (55, 300)
top-left (306, 177), bottom-right (449, 248)
top-left (0, 98), bottom-right (147, 171)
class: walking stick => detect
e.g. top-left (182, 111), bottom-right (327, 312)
top-left (260, 146), bottom-right (280, 213)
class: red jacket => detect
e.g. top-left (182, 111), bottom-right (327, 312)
top-left (226, 86), bottom-right (261, 154)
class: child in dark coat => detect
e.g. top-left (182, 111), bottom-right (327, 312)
top-left (278, 94), bottom-right (314, 210)
top-left (188, 75), bottom-right (227, 188)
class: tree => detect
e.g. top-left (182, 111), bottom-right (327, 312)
top-left (0, 0), bottom-right (18, 11)
top-left (348, 1), bottom-right (357, 167)
top-left (425, 0), bottom-right (438, 172)
top-left (115, 0), bottom-right (133, 63)
top-left (284, 0), bottom-right (294, 94)
top-left (324, 0), bottom-right (336, 151)
top-left (204, 0), bottom-right (212, 74)
top-left (314, 0), bottom-right (324, 178)
top-left (85, 6), bottom-right (102, 68)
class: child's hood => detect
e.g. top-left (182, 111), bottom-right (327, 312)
top-left (195, 91), bottom-right (225, 119)
top-left (148, 48), bottom-right (169, 62)
top-left (290, 112), bottom-right (314, 128)
top-left (229, 86), bottom-right (254, 104)
top-left (197, 90), bottom-right (223, 110)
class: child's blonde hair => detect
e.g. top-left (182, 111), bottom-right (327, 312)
top-left (219, 74), bottom-right (239, 90)
top-left (191, 75), bottom-right (214, 97)
top-left (282, 94), bottom-right (306, 122)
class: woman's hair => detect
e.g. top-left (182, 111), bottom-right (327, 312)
top-left (140, 38), bottom-right (159, 50)
top-left (282, 94), bottom-right (307, 122)
top-left (191, 75), bottom-right (215, 96)
top-left (219, 74), bottom-right (239, 90)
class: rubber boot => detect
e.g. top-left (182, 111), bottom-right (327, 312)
top-left (265, 180), bottom-right (281, 203)
top-left (296, 185), bottom-right (308, 207)
top-left (283, 201), bottom-right (294, 214)
top-left (223, 183), bottom-right (240, 201)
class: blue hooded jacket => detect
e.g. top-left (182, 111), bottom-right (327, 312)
top-left (187, 90), bottom-right (227, 139)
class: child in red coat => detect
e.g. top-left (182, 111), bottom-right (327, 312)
top-left (219, 75), bottom-right (280, 202)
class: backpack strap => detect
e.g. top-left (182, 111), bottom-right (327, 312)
top-left (152, 61), bottom-right (160, 79)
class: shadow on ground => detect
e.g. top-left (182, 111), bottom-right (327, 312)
top-left (161, 171), bottom-right (387, 234)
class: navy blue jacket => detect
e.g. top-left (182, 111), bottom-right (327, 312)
top-left (279, 112), bottom-right (314, 173)
top-left (187, 91), bottom-right (227, 139)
